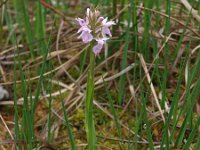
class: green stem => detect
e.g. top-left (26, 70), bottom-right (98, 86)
top-left (112, 0), bottom-right (117, 36)
top-left (85, 43), bottom-right (97, 150)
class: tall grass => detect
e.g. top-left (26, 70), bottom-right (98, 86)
top-left (118, 2), bottom-right (131, 105)
top-left (13, 0), bottom-right (35, 58)
top-left (62, 98), bottom-right (76, 150)
top-left (5, 0), bottom-right (52, 148)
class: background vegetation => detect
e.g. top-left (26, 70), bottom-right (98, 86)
top-left (0, 0), bottom-right (200, 149)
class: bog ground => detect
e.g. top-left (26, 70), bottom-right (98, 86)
top-left (0, 0), bottom-right (200, 149)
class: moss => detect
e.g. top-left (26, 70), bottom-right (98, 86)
top-left (68, 67), bottom-right (80, 79)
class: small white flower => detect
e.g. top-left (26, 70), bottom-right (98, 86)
top-left (0, 86), bottom-right (9, 100)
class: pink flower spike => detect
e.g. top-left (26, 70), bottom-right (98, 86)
top-left (76, 8), bottom-right (115, 47)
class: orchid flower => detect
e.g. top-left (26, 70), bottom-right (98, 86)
top-left (99, 17), bottom-right (115, 37)
top-left (93, 38), bottom-right (108, 55)
top-left (78, 27), bottom-right (93, 43)
top-left (76, 17), bottom-right (93, 43)
top-left (76, 17), bottom-right (88, 26)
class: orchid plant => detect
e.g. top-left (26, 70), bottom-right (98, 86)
top-left (76, 8), bottom-right (115, 149)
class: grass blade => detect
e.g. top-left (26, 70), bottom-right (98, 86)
top-left (118, 6), bottom-right (130, 105)
top-left (62, 99), bottom-right (76, 150)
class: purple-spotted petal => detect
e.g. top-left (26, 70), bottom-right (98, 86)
top-left (77, 26), bottom-right (91, 33)
top-left (101, 17), bottom-right (115, 27)
top-left (105, 21), bottom-right (115, 27)
top-left (93, 43), bottom-right (103, 55)
top-left (102, 27), bottom-right (112, 37)
top-left (98, 17), bottom-right (104, 22)
top-left (92, 38), bottom-right (109, 55)
top-left (96, 38), bottom-right (109, 44)
top-left (84, 33), bottom-right (93, 43)
top-left (76, 18), bottom-right (86, 26)
top-left (102, 17), bottom-right (108, 25)
top-left (80, 31), bottom-right (93, 43)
